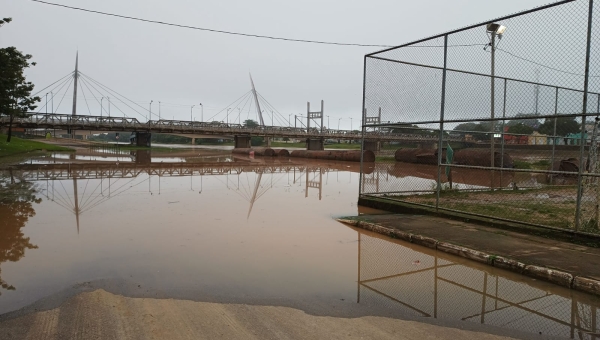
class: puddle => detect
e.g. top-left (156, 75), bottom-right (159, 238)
top-left (1, 152), bottom-right (599, 339)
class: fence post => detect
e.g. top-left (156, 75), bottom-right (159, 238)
top-left (359, 56), bottom-right (367, 197)
top-left (550, 87), bottom-right (559, 185)
top-left (500, 79), bottom-right (507, 185)
top-left (575, 0), bottom-right (594, 230)
top-left (436, 35), bottom-right (449, 210)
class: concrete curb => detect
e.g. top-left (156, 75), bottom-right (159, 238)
top-left (337, 218), bottom-right (600, 296)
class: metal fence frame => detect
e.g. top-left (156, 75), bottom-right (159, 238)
top-left (360, 0), bottom-right (600, 232)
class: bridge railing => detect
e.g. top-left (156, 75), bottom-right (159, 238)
top-left (0, 113), bottom-right (461, 142)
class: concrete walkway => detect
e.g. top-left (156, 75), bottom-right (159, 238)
top-left (339, 213), bottom-right (600, 293)
top-left (0, 290), bottom-right (517, 340)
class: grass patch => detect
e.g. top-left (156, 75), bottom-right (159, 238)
top-left (0, 134), bottom-right (73, 158)
top-left (375, 156), bottom-right (396, 162)
top-left (513, 160), bottom-right (532, 169)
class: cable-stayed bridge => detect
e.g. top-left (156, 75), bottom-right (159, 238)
top-left (1, 53), bottom-right (464, 150)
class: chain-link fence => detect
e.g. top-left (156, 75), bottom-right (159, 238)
top-left (360, 0), bottom-right (600, 233)
top-left (358, 230), bottom-right (600, 339)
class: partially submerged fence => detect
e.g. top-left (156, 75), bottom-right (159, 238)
top-left (360, 0), bottom-right (600, 232)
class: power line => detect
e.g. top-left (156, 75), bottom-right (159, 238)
top-left (31, 0), bottom-right (392, 48)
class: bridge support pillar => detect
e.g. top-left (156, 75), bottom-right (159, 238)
top-left (306, 138), bottom-right (324, 150)
top-left (363, 140), bottom-right (381, 152)
top-left (132, 132), bottom-right (152, 147)
top-left (191, 138), bottom-right (196, 145)
top-left (235, 136), bottom-right (252, 148)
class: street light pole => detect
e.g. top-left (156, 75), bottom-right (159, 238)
top-left (199, 103), bottom-right (203, 122)
top-left (51, 92), bottom-right (53, 113)
top-left (271, 110), bottom-right (274, 126)
top-left (149, 100), bottom-right (153, 122)
top-left (227, 108), bottom-right (230, 125)
top-left (45, 93), bottom-right (48, 114)
top-left (350, 117), bottom-right (353, 131)
top-left (288, 114), bottom-right (291, 127)
top-left (159, 101), bottom-right (161, 120)
top-left (327, 115), bottom-right (330, 130)
top-left (191, 105), bottom-right (195, 122)
top-left (338, 118), bottom-right (342, 130)
top-left (100, 97), bottom-right (104, 118)
top-left (108, 97), bottom-right (111, 117)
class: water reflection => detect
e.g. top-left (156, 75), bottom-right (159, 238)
top-left (5, 160), bottom-right (363, 229)
top-left (357, 229), bottom-right (600, 339)
top-left (0, 171), bottom-right (39, 295)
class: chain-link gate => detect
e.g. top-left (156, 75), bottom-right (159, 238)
top-left (360, 0), bottom-right (600, 233)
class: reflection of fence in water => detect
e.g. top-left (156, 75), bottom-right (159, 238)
top-left (358, 232), bottom-right (600, 339)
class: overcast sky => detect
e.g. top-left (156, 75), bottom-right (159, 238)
top-left (2, 0), bottom-right (552, 129)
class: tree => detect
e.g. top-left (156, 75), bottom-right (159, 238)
top-left (0, 18), bottom-right (40, 142)
top-left (0, 170), bottom-right (40, 295)
top-left (244, 119), bottom-right (259, 128)
top-left (538, 117), bottom-right (580, 136)
top-left (507, 123), bottom-right (534, 135)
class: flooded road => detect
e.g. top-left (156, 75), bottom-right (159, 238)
top-left (1, 149), bottom-right (600, 339)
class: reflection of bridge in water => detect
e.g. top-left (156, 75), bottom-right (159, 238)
top-left (6, 161), bottom-right (358, 232)
top-left (356, 228), bottom-right (600, 339)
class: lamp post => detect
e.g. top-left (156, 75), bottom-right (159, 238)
top-left (288, 114), bottom-right (292, 127)
top-left (159, 101), bottom-right (161, 120)
top-left (199, 103), bottom-right (203, 122)
top-left (227, 108), bottom-right (231, 125)
top-left (486, 23), bottom-right (506, 184)
top-left (100, 97), bottom-right (104, 118)
top-left (51, 92), bottom-right (53, 113)
top-left (191, 105), bottom-right (195, 122)
top-left (45, 93), bottom-right (48, 114)
top-left (149, 100), bottom-right (153, 122)
top-left (108, 97), bottom-right (111, 117)
top-left (271, 110), bottom-right (274, 126)
top-left (338, 118), bottom-right (342, 130)
top-left (350, 117), bottom-right (353, 131)
top-left (327, 115), bottom-right (330, 130)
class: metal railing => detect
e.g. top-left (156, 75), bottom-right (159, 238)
top-left (1, 113), bottom-right (464, 142)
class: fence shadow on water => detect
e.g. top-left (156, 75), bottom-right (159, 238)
top-left (360, 0), bottom-right (600, 233)
top-left (357, 229), bottom-right (600, 339)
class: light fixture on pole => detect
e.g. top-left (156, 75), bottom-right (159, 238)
top-left (100, 97), bottom-right (104, 118)
top-left (485, 22), bottom-right (506, 185)
top-left (191, 105), bottom-right (195, 122)
top-left (199, 103), bottom-right (203, 122)
top-left (338, 118), bottom-right (342, 130)
top-left (149, 100), bottom-right (153, 122)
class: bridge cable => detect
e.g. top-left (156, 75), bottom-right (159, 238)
top-left (79, 76), bottom-right (145, 119)
top-left (79, 73), bottom-right (148, 119)
top-left (80, 72), bottom-right (155, 119)
top-left (206, 91), bottom-right (252, 122)
top-left (35, 76), bottom-right (73, 113)
top-left (31, 71), bottom-right (75, 97)
top-left (30, 0), bottom-right (392, 48)
top-left (78, 78), bottom-right (94, 116)
top-left (256, 93), bottom-right (288, 126)
top-left (79, 77), bottom-right (136, 119)
top-left (78, 77), bottom-right (113, 116)
top-left (53, 78), bottom-right (74, 113)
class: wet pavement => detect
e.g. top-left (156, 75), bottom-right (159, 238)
top-left (1, 148), bottom-right (600, 339)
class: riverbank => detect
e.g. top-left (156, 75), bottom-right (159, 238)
top-left (337, 212), bottom-right (600, 296)
top-left (0, 289), bottom-right (518, 340)
top-left (0, 134), bottom-right (73, 159)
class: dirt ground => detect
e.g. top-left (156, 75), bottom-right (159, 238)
top-left (0, 289), bottom-right (518, 340)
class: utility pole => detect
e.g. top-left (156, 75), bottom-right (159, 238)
top-left (159, 101), bottom-right (161, 120)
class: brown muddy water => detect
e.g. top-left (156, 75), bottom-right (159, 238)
top-left (1, 149), bottom-right (600, 339)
